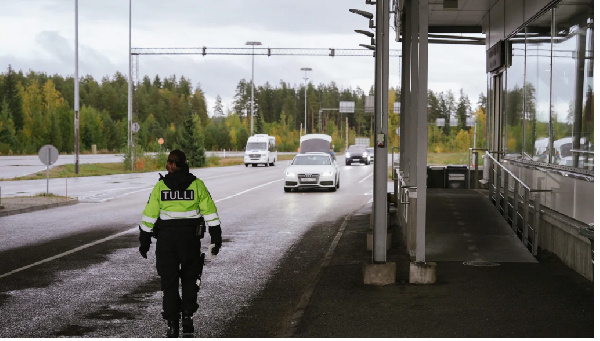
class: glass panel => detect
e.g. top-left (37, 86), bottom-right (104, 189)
top-left (504, 29), bottom-right (525, 158)
top-left (553, 0), bottom-right (594, 170)
top-left (246, 142), bottom-right (267, 150)
top-left (525, 11), bottom-right (553, 163)
top-left (488, 73), bottom-right (494, 152)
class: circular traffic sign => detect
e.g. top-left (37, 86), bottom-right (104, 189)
top-left (38, 144), bottom-right (59, 166)
top-left (158, 138), bottom-right (164, 145)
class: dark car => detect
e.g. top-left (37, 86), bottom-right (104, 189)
top-left (345, 145), bottom-right (370, 165)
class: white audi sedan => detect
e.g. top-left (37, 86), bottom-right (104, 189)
top-left (284, 152), bottom-right (340, 192)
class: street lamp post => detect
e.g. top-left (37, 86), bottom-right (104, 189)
top-left (74, 0), bottom-right (80, 174)
top-left (300, 67), bottom-right (312, 135)
top-left (246, 41), bottom-right (262, 135)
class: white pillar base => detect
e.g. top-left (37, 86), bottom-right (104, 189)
top-left (409, 261), bottom-right (436, 284)
top-left (363, 262), bottom-right (396, 285)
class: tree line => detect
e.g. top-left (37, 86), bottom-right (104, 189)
top-left (0, 65), bottom-right (486, 163)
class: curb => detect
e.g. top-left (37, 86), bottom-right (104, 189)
top-left (0, 199), bottom-right (79, 217)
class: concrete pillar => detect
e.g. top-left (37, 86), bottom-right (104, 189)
top-left (363, 262), bottom-right (396, 285)
top-left (409, 262), bottom-right (436, 284)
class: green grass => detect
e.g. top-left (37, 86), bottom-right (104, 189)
top-left (4, 153), bottom-right (299, 181)
top-left (4, 152), bottom-right (475, 181)
top-left (7, 163), bottom-right (149, 181)
top-left (427, 152), bottom-right (478, 166)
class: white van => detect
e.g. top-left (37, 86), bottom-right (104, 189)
top-left (244, 134), bottom-right (277, 167)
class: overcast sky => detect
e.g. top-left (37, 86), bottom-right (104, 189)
top-left (0, 0), bottom-right (487, 116)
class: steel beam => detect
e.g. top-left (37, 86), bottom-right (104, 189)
top-left (372, 0), bottom-right (390, 264)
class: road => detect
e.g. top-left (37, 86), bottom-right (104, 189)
top-left (0, 151), bottom-right (279, 179)
top-left (0, 161), bottom-right (374, 337)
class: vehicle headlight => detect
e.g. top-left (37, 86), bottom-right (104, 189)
top-left (285, 171), bottom-right (295, 177)
top-left (322, 170), bottom-right (334, 177)
top-left (345, 152), bottom-right (350, 158)
top-left (362, 152), bottom-right (368, 157)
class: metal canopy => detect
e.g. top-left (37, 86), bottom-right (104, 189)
top-left (396, 0), bottom-right (494, 34)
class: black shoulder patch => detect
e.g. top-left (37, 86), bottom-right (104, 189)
top-left (161, 189), bottom-right (195, 201)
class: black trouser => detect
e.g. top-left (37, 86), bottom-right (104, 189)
top-left (155, 225), bottom-right (202, 321)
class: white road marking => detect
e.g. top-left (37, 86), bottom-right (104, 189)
top-left (213, 179), bottom-right (283, 203)
top-left (0, 179), bottom-right (282, 279)
top-left (358, 173), bottom-right (373, 183)
top-left (0, 227), bottom-right (137, 279)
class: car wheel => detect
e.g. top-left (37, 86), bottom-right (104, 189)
top-left (329, 187), bottom-right (337, 192)
top-left (336, 178), bottom-right (340, 189)
top-left (245, 163), bottom-right (248, 167)
top-left (346, 161), bottom-right (350, 166)
top-left (284, 187), bottom-right (291, 192)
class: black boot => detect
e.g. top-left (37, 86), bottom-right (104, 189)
top-left (167, 319), bottom-right (179, 338)
top-left (182, 314), bottom-right (194, 334)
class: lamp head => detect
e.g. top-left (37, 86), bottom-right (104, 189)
top-left (349, 8), bottom-right (373, 19)
top-left (355, 29), bottom-right (374, 38)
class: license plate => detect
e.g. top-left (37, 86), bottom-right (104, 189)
top-left (300, 178), bottom-right (317, 182)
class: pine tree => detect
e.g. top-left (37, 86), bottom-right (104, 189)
top-left (213, 95), bottom-right (224, 117)
top-left (176, 112), bottom-right (205, 167)
top-left (254, 112), bottom-right (264, 135)
top-left (2, 65), bottom-right (23, 131)
top-left (0, 100), bottom-right (17, 154)
top-left (191, 88), bottom-right (209, 127)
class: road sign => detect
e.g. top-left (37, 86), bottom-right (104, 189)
top-left (38, 144), bottom-right (59, 196)
top-left (132, 122), bottom-right (140, 133)
top-left (38, 145), bottom-right (59, 166)
top-left (158, 138), bottom-right (164, 145)
top-left (339, 101), bottom-right (355, 113)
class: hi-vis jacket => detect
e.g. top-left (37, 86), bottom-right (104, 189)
top-left (140, 174), bottom-right (220, 233)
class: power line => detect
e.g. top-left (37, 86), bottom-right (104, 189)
top-left (131, 47), bottom-right (401, 57)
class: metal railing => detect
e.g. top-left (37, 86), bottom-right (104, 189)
top-left (467, 148), bottom-right (489, 189)
top-left (486, 152), bottom-right (552, 256)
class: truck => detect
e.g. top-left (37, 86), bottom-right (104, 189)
top-left (244, 134), bottom-right (277, 167)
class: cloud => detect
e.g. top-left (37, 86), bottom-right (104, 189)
top-left (1, 0), bottom-right (487, 114)
top-left (35, 31), bottom-right (72, 63)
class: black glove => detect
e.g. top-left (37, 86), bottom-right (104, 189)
top-left (139, 225), bottom-right (153, 259)
top-left (152, 219), bottom-right (161, 239)
top-left (209, 225), bottom-right (222, 255)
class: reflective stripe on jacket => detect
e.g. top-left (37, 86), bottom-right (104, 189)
top-left (140, 178), bottom-right (220, 232)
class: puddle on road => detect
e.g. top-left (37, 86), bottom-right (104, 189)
top-left (54, 324), bottom-right (96, 337)
top-left (86, 306), bottom-right (135, 321)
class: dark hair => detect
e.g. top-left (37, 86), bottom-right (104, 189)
top-left (166, 149), bottom-right (187, 172)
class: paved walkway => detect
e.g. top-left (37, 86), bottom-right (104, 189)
top-left (0, 196), bottom-right (77, 217)
top-left (292, 189), bottom-right (594, 338)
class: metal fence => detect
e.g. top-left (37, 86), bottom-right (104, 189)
top-left (486, 152), bottom-right (551, 255)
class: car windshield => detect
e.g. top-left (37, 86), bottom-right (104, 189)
top-left (347, 145), bottom-right (366, 152)
top-left (246, 142), bottom-right (267, 151)
top-left (292, 155), bottom-right (331, 166)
